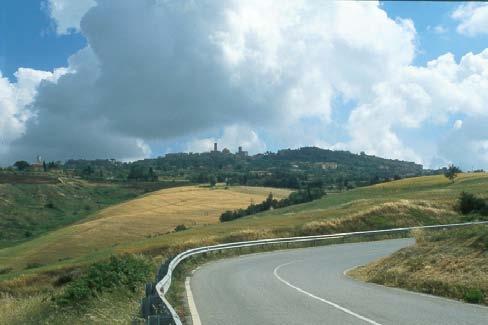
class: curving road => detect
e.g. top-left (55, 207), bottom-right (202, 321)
top-left (189, 238), bottom-right (488, 325)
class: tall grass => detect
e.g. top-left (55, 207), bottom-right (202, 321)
top-left (350, 225), bottom-right (488, 305)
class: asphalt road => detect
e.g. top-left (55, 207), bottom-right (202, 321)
top-left (190, 238), bottom-right (488, 325)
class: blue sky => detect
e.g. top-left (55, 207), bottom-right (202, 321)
top-left (1, 1), bottom-right (488, 169)
top-left (383, 2), bottom-right (488, 65)
top-left (0, 1), bottom-right (85, 80)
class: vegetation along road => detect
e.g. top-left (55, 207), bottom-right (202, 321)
top-left (189, 239), bottom-right (488, 325)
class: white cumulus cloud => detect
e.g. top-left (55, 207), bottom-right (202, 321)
top-left (453, 120), bottom-right (463, 129)
top-left (0, 67), bottom-right (67, 161)
top-left (452, 3), bottom-right (488, 36)
top-left (5, 0), bottom-right (416, 164)
top-left (345, 49), bottom-right (488, 167)
top-left (46, 0), bottom-right (96, 34)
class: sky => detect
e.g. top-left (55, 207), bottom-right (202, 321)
top-left (1, 1), bottom-right (488, 170)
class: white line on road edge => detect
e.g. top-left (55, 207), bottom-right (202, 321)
top-left (273, 261), bottom-right (383, 325)
top-left (185, 277), bottom-right (202, 325)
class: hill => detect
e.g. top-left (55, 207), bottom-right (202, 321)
top-left (0, 175), bottom-right (182, 248)
top-left (2, 173), bottom-right (486, 280)
top-left (0, 185), bottom-right (290, 272)
top-left (63, 147), bottom-right (425, 189)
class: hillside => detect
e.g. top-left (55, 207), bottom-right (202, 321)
top-left (1, 173), bottom-right (486, 279)
top-left (349, 225), bottom-right (488, 305)
top-left (0, 174), bottom-right (170, 248)
top-left (0, 185), bottom-right (290, 272)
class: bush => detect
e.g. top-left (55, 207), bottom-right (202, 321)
top-left (174, 224), bottom-right (188, 232)
top-left (464, 288), bottom-right (484, 304)
top-left (0, 267), bottom-right (12, 275)
top-left (25, 262), bottom-right (44, 269)
top-left (220, 188), bottom-right (326, 222)
top-left (45, 202), bottom-right (55, 209)
top-left (480, 205), bottom-right (488, 217)
top-left (53, 269), bottom-right (81, 286)
top-left (56, 254), bottom-right (152, 306)
top-left (458, 192), bottom-right (486, 215)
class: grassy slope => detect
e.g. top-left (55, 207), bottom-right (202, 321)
top-left (0, 185), bottom-right (290, 272)
top-left (2, 173), bottom-right (485, 283)
top-left (350, 225), bottom-right (488, 305)
top-left (0, 178), bottom-right (148, 248)
top-left (119, 172), bottom-right (488, 254)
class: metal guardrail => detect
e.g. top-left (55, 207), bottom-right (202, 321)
top-left (142, 220), bottom-right (488, 324)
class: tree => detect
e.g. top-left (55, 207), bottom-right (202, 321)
top-left (127, 165), bottom-right (144, 181)
top-left (458, 191), bottom-right (485, 214)
top-left (148, 167), bottom-right (157, 181)
top-left (82, 165), bottom-right (94, 176)
top-left (14, 161), bottom-right (30, 171)
top-left (444, 164), bottom-right (461, 183)
top-left (208, 175), bottom-right (217, 187)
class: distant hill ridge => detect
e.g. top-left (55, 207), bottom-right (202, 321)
top-left (63, 146), bottom-right (425, 189)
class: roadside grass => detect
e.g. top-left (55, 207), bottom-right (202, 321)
top-left (0, 288), bottom-right (145, 324)
top-left (349, 225), bottom-right (488, 305)
top-left (0, 254), bottom-right (155, 325)
top-left (2, 173), bottom-right (488, 322)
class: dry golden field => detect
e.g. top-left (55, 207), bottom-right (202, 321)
top-left (0, 185), bottom-right (290, 270)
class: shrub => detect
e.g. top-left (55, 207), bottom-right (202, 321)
top-left (463, 288), bottom-right (484, 304)
top-left (174, 224), bottom-right (188, 232)
top-left (25, 262), bottom-right (44, 269)
top-left (220, 189), bottom-right (326, 222)
top-left (56, 254), bottom-right (152, 306)
top-left (480, 205), bottom-right (488, 217)
top-left (44, 202), bottom-right (55, 209)
top-left (458, 192), bottom-right (486, 215)
top-left (53, 269), bottom-right (81, 286)
top-left (0, 267), bottom-right (12, 275)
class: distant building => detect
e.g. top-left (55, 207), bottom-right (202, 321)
top-left (237, 146), bottom-right (248, 157)
top-left (213, 142), bottom-right (218, 152)
top-left (30, 155), bottom-right (44, 171)
top-left (317, 162), bottom-right (338, 170)
top-left (165, 152), bottom-right (188, 158)
top-left (222, 148), bottom-right (231, 154)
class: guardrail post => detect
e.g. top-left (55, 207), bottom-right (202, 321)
top-left (147, 314), bottom-right (175, 325)
top-left (145, 282), bottom-right (155, 297)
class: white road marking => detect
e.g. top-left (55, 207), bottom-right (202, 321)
top-left (273, 261), bottom-right (383, 325)
top-left (185, 277), bottom-right (202, 325)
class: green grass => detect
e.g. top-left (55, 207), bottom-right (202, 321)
top-left (0, 178), bottom-right (143, 248)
